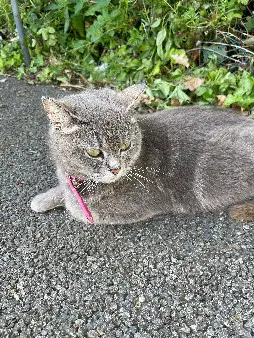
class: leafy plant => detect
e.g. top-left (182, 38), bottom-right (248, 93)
top-left (0, 0), bottom-right (14, 32)
top-left (0, 0), bottom-right (253, 111)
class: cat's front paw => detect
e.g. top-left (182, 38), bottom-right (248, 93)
top-left (31, 186), bottom-right (64, 213)
top-left (31, 193), bottom-right (51, 213)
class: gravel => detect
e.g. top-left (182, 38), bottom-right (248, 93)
top-left (0, 77), bottom-right (254, 338)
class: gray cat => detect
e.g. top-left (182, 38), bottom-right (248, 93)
top-left (31, 84), bottom-right (254, 224)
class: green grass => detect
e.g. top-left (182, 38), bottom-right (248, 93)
top-left (0, 0), bottom-right (253, 111)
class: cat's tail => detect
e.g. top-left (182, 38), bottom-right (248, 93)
top-left (229, 201), bottom-right (254, 222)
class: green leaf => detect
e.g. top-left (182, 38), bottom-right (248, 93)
top-left (245, 17), bottom-right (254, 32)
top-left (233, 71), bottom-right (254, 96)
top-left (226, 12), bottom-right (242, 21)
top-left (33, 55), bottom-right (44, 67)
top-left (151, 19), bottom-right (161, 28)
top-left (48, 37), bottom-right (56, 47)
top-left (56, 76), bottom-right (69, 83)
top-left (150, 61), bottom-right (161, 76)
top-left (145, 87), bottom-right (153, 97)
top-left (110, 8), bottom-right (122, 19)
top-left (195, 86), bottom-right (209, 97)
top-left (16, 66), bottom-right (25, 80)
top-left (158, 81), bottom-right (171, 97)
top-left (64, 8), bottom-right (70, 33)
top-left (48, 27), bottom-right (55, 34)
top-left (219, 72), bottom-right (237, 91)
top-left (156, 28), bottom-right (166, 46)
top-left (223, 94), bottom-right (239, 107)
top-left (29, 66), bottom-right (38, 73)
top-left (72, 14), bottom-right (85, 37)
top-left (41, 29), bottom-right (48, 41)
top-left (169, 86), bottom-right (190, 103)
top-left (238, 0), bottom-right (248, 5)
top-left (45, 4), bottom-right (58, 10)
top-left (71, 40), bottom-right (86, 51)
top-left (171, 69), bottom-right (183, 79)
top-left (223, 94), bottom-right (254, 109)
top-left (74, 0), bottom-right (85, 15)
top-left (165, 37), bottom-right (172, 54)
top-left (243, 97), bottom-right (254, 107)
top-left (156, 28), bottom-right (166, 59)
top-left (85, 0), bottom-right (110, 16)
top-left (195, 85), bottom-right (214, 102)
top-left (86, 21), bottom-right (103, 43)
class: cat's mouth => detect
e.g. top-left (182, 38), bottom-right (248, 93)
top-left (92, 170), bottom-right (124, 184)
top-left (69, 176), bottom-right (85, 188)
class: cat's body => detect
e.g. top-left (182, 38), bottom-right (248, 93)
top-left (31, 85), bottom-right (254, 224)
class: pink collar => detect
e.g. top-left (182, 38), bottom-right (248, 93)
top-left (67, 175), bottom-right (94, 224)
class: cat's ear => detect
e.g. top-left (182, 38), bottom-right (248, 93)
top-left (42, 97), bottom-right (79, 134)
top-left (120, 83), bottom-right (146, 109)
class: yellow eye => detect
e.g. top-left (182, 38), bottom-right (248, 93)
top-left (120, 140), bottom-right (131, 151)
top-left (87, 148), bottom-right (102, 157)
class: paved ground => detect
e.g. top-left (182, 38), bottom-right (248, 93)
top-left (0, 77), bottom-right (254, 338)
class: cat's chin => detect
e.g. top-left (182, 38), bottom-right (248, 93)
top-left (92, 171), bottom-right (124, 184)
top-left (94, 176), bottom-right (120, 184)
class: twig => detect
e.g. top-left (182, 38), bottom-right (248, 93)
top-left (201, 41), bottom-right (254, 57)
top-left (59, 83), bottom-right (85, 90)
top-left (186, 21), bottom-right (213, 29)
top-left (216, 30), bottom-right (243, 44)
top-left (231, 54), bottom-right (252, 60)
top-left (186, 47), bottom-right (242, 64)
top-left (231, 28), bottom-right (254, 38)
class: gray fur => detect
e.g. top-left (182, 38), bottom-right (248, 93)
top-left (31, 84), bottom-right (254, 224)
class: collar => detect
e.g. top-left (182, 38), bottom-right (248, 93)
top-left (67, 175), bottom-right (94, 224)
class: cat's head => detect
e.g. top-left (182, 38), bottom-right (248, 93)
top-left (42, 84), bottom-right (145, 184)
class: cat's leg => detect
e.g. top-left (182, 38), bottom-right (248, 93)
top-left (31, 186), bottom-right (64, 213)
top-left (229, 201), bottom-right (254, 221)
top-left (64, 195), bottom-right (91, 223)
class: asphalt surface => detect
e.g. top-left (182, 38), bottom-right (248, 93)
top-left (0, 77), bottom-right (254, 338)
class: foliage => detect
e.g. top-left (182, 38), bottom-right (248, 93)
top-left (0, 0), bottom-right (253, 111)
top-left (147, 66), bottom-right (254, 110)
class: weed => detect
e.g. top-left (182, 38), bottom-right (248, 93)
top-left (0, 0), bottom-right (253, 110)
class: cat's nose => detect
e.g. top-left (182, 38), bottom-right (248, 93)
top-left (111, 168), bottom-right (121, 175)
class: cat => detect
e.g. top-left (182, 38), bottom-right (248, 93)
top-left (31, 84), bottom-right (254, 224)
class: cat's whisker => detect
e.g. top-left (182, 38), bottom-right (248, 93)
top-left (70, 181), bottom-right (97, 208)
top-left (134, 177), bottom-right (146, 188)
top-left (79, 181), bottom-right (93, 195)
top-left (79, 180), bottom-right (98, 196)
top-left (126, 174), bottom-right (132, 181)
top-left (60, 186), bottom-right (74, 204)
top-left (127, 172), bottom-right (146, 189)
top-left (132, 171), bottom-right (153, 184)
top-left (59, 179), bottom-right (97, 206)
top-left (60, 187), bottom-right (78, 204)
top-left (125, 174), bottom-right (140, 190)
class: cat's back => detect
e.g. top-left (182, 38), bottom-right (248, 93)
top-left (137, 105), bottom-right (254, 172)
top-left (138, 106), bottom-right (254, 143)
top-left (135, 105), bottom-right (254, 214)
top-left (139, 105), bottom-right (253, 128)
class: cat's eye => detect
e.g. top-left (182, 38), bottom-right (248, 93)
top-left (120, 141), bottom-right (131, 151)
top-left (87, 148), bottom-right (102, 158)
